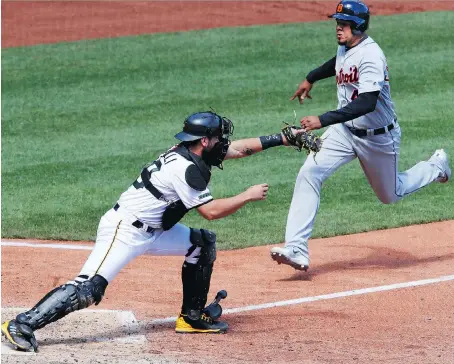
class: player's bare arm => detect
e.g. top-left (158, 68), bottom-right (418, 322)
top-left (197, 184), bottom-right (268, 220)
top-left (224, 138), bottom-right (263, 159)
top-left (224, 131), bottom-right (297, 160)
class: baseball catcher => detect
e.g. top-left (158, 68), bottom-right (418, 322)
top-left (2, 111), bottom-right (305, 351)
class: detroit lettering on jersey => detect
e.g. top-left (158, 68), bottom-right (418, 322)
top-left (335, 37), bottom-right (397, 129)
top-left (336, 66), bottom-right (359, 85)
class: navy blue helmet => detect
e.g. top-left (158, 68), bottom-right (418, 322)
top-left (175, 111), bottom-right (234, 142)
top-left (329, 0), bottom-right (370, 33)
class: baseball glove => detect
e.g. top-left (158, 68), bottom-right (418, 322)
top-left (281, 122), bottom-right (322, 155)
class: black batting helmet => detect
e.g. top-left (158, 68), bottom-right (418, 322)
top-left (175, 111), bottom-right (234, 142)
top-left (329, 0), bottom-right (370, 33)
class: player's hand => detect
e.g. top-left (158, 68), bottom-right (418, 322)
top-left (300, 116), bottom-right (322, 131)
top-left (246, 184), bottom-right (269, 201)
top-left (290, 79), bottom-right (313, 104)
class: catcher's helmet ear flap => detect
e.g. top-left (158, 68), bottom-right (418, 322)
top-left (329, 0), bottom-right (370, 33)
top-left (175, 111), bottom-right (234, 142)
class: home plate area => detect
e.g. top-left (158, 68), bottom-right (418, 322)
top-left (0, 307), bottom-right (178, 364)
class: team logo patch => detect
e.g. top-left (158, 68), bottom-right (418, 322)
top-left (337, 3), bottom-right (343, 12)
top-left (198, 192), bottom-right (212, 200)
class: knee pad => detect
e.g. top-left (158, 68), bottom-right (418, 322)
top-left (83, 274), bottom-right (108, 306)
top-left (187, 228), bottom-right (217, 265)
top-left (16, 274), bottom-right (108, 330)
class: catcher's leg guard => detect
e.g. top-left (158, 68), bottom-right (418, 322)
top-left (3, 274), bottom-right (108, 351)
top-left (176, 228), bottom-right (228, 334)
top-left (181, 228), bottom-right (217, 316)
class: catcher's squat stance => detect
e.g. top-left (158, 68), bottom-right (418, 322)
top-left (271, 0), bottom-right (451, 271)
top-left (2, 111), bottom-right (302, 352)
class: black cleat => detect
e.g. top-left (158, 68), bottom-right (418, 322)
top-left (175, 313), bottom-right (229, 334)
top-left (1, 319), bottom-right (38, 352)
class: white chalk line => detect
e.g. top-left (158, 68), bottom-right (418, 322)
top-left (147, 274), bottom-right (454, 325)
top-left (3, 241), bottom-right (453, 327)
top-left (1, 241), bottom-right (93, 250)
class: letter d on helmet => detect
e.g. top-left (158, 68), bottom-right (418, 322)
top-left (329, 0), bottom-right (370, 33)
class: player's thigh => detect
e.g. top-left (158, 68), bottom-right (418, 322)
top-left (355, 126), bottom-right (402, 202)
top-left (299, 124), bottom-right (356, 181)
top-left (145, 223), bottom-right (193, 256)
top-left (80, 210), bottom-right (154, 282)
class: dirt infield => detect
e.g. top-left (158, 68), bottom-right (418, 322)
top-left (2, 1), bottom-right (454, 48)
top-left (2, 1), bottom-right (454, 363)
top-left (2, 221), bottom-right (454, 363)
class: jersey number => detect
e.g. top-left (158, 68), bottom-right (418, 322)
top-left (351, 89), bottom-right (359, 101)
top-left (133, 153), bottom-right (177, 189)
top-left (133, 164), bottom-right (160, 189)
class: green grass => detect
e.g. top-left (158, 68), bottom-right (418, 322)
top-left (2, 11), bottom-right (454, 248)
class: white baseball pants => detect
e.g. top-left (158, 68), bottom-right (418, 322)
top-left (79, 208), bottom-right (200, 282)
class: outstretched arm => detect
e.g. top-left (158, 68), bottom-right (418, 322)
top-left (224, 131), bottom-right (294, 160)
top-left (306, 56), bottom-right (337, 84)
top-left (197, 184), bottom-right (268, 220)
top-left (291, 56), bottom-right (336, 104)
top-left (300, 91), bottom-right (380, 131)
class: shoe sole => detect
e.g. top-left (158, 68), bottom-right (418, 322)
top-left (175, 328), bottom-right (227, 334)
top-left (271, 252), bottom-right (308, 271)
top-left (1, 321), bottom-right (31, 351)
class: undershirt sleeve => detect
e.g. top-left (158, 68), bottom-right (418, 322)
top-left (319, 91), bottom-right (380, 127)
top-left (306, 56), bottom-right (336, 84)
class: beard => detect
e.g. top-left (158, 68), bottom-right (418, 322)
top-left (201, 139), bottom-right (229, 168)
top-left (337, 36), bottom-right (347, 46)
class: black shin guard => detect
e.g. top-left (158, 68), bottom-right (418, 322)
top-left (181, 228), bottom-right (217, 318)
top-left (181, 262), bottom-right (213, 316)
top-left (16, 274), bottom-right (108, 331)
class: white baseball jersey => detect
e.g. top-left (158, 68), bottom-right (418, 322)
top-left (335, 36), bottom-right (397, 129)
top-left (117, 149), bottom-right (213, 228)
top-left (80, 147), bottom-right (213, 282)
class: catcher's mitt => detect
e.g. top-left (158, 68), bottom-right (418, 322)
top-left (282, 122), bottom-right (322, 155)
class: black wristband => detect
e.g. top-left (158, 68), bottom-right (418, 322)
top-left (259, 133), bottom-right (284, 150)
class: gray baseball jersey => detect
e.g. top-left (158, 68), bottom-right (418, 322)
top-left (336, 36), bottom-right (397, 129)
top-left (282, 37), bottom-right (445, 267)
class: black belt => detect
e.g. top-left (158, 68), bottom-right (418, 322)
top-left (113, 203), bottom-right (154, 233)
top-left (347, 122), bottom-right (395, 137)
